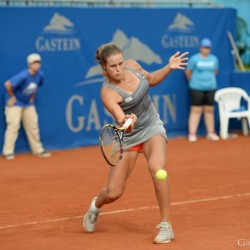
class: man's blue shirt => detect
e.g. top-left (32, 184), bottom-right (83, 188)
top-left (5, 69), bottom-right (44, 107)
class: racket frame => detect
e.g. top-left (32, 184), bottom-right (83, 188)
top-left (99, 118), bottom-right (132, 166)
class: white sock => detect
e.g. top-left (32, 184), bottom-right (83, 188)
top-left (90, 199), bottom-right (100, 213)
top-left (161, 221), bottom-right (170, 227)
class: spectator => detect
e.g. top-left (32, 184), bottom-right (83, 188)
top-left (2, 53), bottom-right (51, 160)
top-left (185, 38), bottom-right (220, 142)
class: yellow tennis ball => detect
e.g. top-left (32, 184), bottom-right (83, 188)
top-left (155, 169), bottom-right (168, 180)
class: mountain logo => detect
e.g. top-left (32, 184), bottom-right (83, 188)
top-left (168, 13), bottom-right (195, 33)
top-left (75, 29), bottom-right (162, 87)
top-left (43, 13), bottom-right (76, 35)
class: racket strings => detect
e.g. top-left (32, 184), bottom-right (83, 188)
top-left (101, 127), bottom-right (121, 165)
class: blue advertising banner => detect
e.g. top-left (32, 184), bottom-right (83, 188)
top-left (0, 7), bottom-right (236, 153)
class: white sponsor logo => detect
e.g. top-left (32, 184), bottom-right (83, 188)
top-left (125, 97), bottom-right (133, 103)
top-left (36, 13), bottom-right (81, 52)
top-left (238, 239), bottom-right (250, 247)
top-left (162, 12), bottom-right (199, 49)
top-left (168, 12), bottom-right (195, 33)
top-left (65, 94), bottom-right (176, 132)
top-left (43, 13), bottom-right (76, 35)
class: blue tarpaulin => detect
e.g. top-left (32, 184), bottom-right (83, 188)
top-left (0, 7), bottom-right (236, 153)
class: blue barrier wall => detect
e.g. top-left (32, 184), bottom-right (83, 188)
top-left (231, 72), bottom-right (250, 94)
top-left (0, 7), bottom-right (236, 153)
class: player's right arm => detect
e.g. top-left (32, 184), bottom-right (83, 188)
top-left (5, 80), bottom-right (16, 106)
top-left (100, 86), bottom-right (136, 130)
top-left (101, 85), bottom-right (126, 126)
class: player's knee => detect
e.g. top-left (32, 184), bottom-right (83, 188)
top-left (148, 160), bottom-right (165, 173)
top-left (106, 188), bottom-right (124, 202)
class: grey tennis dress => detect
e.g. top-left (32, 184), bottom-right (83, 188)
top-left (102, 67), bottom-right (167, 150)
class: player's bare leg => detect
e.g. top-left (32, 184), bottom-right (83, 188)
top-left (96, 150), bottom-right (138, 207)
top-left (83, 150), bottom-right (138, 232)
top-left (143, 135), bottom-right (174, 243)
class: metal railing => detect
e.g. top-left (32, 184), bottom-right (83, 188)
top-left (0, 0), bottom-right (221, 7)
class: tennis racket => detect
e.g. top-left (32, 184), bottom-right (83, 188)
top-left (99, 118), bottom-right (132, 166)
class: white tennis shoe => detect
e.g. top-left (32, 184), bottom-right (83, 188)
top-left (83, 197), bottom-right (99, 233)
top-left (153, 222), bottom-right (174, 244)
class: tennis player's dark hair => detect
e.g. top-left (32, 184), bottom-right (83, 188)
top-left (96, 43), bottom-right (122, 69)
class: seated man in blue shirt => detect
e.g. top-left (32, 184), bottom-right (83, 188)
top-left (2, 53), bottom-right (51, 160)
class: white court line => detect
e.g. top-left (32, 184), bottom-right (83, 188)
top-left (0, 192), bottom-right (249, 230)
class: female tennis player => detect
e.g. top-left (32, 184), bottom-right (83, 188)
top-left (83, 43), bottom-right (188, 244)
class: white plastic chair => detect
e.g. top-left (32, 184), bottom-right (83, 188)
top-left (214, 87), bottom-right (250, 139)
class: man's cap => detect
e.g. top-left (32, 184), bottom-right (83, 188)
top-left (27, 53), bottom-right (41, 64)
top-left (200, 38), bottom-right (212, 48)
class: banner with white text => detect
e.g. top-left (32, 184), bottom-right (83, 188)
top-left (0, 7), bottom-right (236, 153)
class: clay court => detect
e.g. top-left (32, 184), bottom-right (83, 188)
top-left (0, 135), bottom-right (250, 250)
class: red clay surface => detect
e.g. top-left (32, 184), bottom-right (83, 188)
top-left (0, 135), bottom-right (250, 250)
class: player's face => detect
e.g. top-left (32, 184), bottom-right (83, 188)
top-left (105, 53), bottom-right (125, 81)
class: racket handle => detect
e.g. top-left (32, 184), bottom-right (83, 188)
top-left (122, 118), bottom-right (133, 131)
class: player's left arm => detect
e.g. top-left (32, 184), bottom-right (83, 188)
top-left (126, 51), bottom-right (189, 86)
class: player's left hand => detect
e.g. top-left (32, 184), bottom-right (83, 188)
top-left (169, 51), bottom-right (189, 70)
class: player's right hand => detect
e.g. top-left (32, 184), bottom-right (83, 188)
top-left (125, 113), bottom-right (137, 133)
